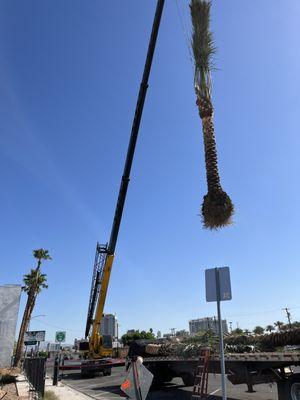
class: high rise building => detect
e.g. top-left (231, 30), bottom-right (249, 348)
top-left (189, 317), bottom-right (228, 335)
top-left (100, 314), bottom-right (118, 340)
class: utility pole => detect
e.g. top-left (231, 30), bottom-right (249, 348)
top-left (283, 307), bottom-right (292, 328)
top-left (207, 317), bottom-right (211, 330)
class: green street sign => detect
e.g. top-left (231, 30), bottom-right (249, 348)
top-left (55, 331), bottom-right (66, 343)
top-left (24, 340), bottom-right (37, 346)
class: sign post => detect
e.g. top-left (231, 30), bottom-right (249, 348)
top-left (24, 331), bottom-right (46, 357)
top-left (205, 267), bottom-right (232, 400)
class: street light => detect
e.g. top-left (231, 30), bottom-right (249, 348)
top-left (28, 314), bottom-right (46, 331)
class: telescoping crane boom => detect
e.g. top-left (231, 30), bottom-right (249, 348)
top-left (83, 0), bottom-right (165, 359)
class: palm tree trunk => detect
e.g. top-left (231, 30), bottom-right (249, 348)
top-left (13, 290), bottom-right (37, 367)
top-left (14, 292), bottom-right (32, 366)
top-left (196, 98), bottom-right (234, 229)
top-left (202, 115), bottom-right (221, 193)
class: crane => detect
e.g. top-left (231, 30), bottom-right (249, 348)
top-left (80, 0), bottom-right (165, 362)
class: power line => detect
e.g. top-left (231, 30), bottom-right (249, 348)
top-left (226, 305), bottom-right (300, 319)
top-left (34, 318), bottom-right (83, 333)
top-left (175, 0), bottom-right (194, 68)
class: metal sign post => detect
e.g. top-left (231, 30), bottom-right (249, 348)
top-left (205, 267), bottom-right (232, 400)
top-left (216, 268), bottom-right (227, 400)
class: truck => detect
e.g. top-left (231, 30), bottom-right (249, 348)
top-left (138, 352), bottom-right (300, 400)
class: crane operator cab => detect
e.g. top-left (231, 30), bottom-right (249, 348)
top-left (79, 334), bottom-right (112, 359)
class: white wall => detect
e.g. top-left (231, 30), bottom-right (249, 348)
top-left (0, 285), bottom-right (22, 368)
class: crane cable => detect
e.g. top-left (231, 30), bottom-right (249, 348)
top-left (175, 0), bottom-right (194, 69)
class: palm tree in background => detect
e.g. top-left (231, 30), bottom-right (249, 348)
top-left (253, 326), bottom-right (264, 335)
top-left (190, 0), bottom-right (234, 229)
top-left (265, 325), bottom-right (275, 333)
top-left (14, 249), bottom-right (51, 367)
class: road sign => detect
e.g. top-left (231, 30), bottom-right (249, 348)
top-left (24, 330), bottom-right (45, 342)
top-left (205, 267), bottom-right (232, 302)
top-left (121, 357), bottom-right (153, 400)
top-left (55, 331), bottom-right (66, 343)
top-left (24, 340), bottom-right (37, 346)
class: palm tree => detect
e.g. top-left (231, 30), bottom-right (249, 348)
top-left (190, 0), bottom-right (234, 229)
top-left (265, 325), bottom-right (275, 333)
top-left (14, 249), bottom-right (51, 367)
top-left (33, 248), bottom-right (51, 271)
top-left (274, 321), bottom-right (284, 332)
top-left (231, 328), bottom-right (243, 335)
top-left (253, 326), bottom-right (264, 335)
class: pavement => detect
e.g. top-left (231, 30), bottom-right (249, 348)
top-left (16, 374), bottom-right (91, 400)
top-left (60, 366), bottom-right (279, 400)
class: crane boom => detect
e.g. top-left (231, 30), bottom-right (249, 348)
top-left (85, 0), bottom-right (165, 358)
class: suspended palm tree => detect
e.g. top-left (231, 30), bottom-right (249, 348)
top-left (190, 0), bottom-right (234, 229)
top-left (14, 249), bottom-right (51, 367)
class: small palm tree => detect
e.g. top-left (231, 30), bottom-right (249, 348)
top-left (253, 326), bottom-right (264, 335)
top-left (265, 325), bottom-right (275, 333)
top-left (190, 0), bottom-right (234, 229)
top-left (231, 328), bottom-right (243, 335)
top-left (14, 249), bottom-right (51, 367)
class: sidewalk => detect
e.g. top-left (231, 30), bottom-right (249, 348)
top-left (16, 375), bottom-right (92, 400)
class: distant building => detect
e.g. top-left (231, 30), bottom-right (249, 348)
top-left (176, 329), bottom-right (189, 337)
top-left (189, 317), bottom-right (228, 335)
top-left (100, 314), bottom-right (118, 340)
top-left (163, 333), bottom-right (172, 338)
top-left (157, 330), bottom-right (161, 339)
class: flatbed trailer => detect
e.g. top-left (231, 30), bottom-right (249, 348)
top-left (59, 358), bottom-right (126, 377)
top-left (142, 352), bottom-right (300, 400)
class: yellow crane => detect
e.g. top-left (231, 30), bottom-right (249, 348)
top-left (80, 0), bottom-right (165, 367)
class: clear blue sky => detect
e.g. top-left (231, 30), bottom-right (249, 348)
top-left (1, 0), bottom-right (300, 343)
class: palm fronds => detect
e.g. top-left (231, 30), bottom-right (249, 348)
top-left (23, 269), bottom-right (48, 294)
top-left (190, 0), bottom-right (215, 101)
top-left (190, 0), bottom-right (234, 229)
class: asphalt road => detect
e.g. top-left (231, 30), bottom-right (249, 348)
top-left (60, 366), bottom-right (279, 400)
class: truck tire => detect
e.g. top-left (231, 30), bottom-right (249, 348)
top-left (181, 373), bottom-right (194, 387)
top-left (103, 367), bottom-right (112, 376)
top-left (277, 374), bottom-right (300, 400)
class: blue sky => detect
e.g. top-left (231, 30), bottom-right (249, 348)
top-left (1, 0), bottom-right (300, 343)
